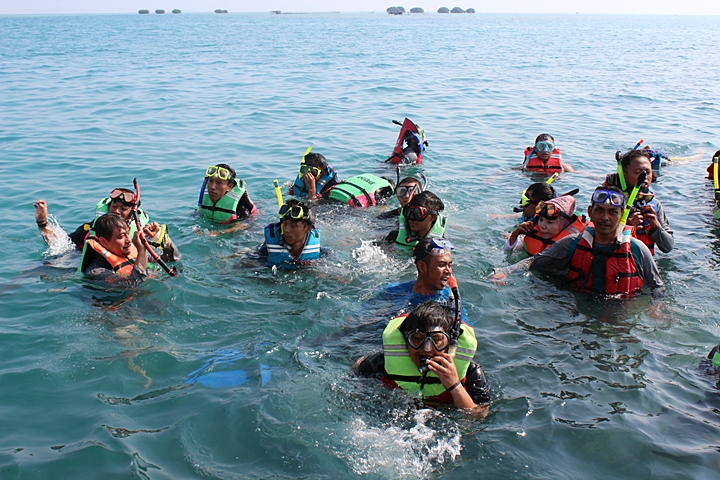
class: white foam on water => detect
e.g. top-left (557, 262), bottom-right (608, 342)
top-left (352, 240), bottom-right (409, 274)
top-left (43, 215), bottom-right (75, 257)
top-left (338, 408), bottom-right (462, 478)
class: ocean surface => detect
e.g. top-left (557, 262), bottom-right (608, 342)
top-left (1, 11), bottom-right (720, 479)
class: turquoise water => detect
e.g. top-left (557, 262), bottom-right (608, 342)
top-left (2, 12), bottom-right (720, 478)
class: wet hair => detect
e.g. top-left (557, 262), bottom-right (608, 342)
top-left (94, 213), bottom-right (128, 240)
top-left (215, 163), bottom-right (237, 185)
top-left (525, 183), bottom-right (556, 203)
top-left (619, 149), bottom-right (651, 169)
top-left (407, 191), bottom-right (444, 212)
top-left (535, 133), bottom-right (554, 144)
top-left (304, 152), bottom-right (328, 173)
top-left (399, 177), bottom-right (422, 191)
top-left (399, 301), bottom-right (453, 336)
top-left (282, 198), bottom-right (316, 228)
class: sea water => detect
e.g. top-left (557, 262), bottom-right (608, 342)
top-left (1, 12), bottom-right (720, 479)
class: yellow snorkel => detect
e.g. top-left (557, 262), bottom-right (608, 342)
top-left (615, 151), bottom-right (628, 192)
top-left (273, 180), bottom-right (283, 209)
top-left (297, 144), bottom-right (314, 178)
top-left (714, 154), bottom-right (719, 191)
top-left (620, 171), bottom-right (647, 226)
top-left (546, 172), bottom-right (559, 185)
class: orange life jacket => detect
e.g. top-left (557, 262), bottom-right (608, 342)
top-left (523, 146), bottom-right (563, 173)
top-left (567, 223), bottom-right (644, 295)
top-left (85, 237), bottom-right (138, 276)
top-left (522, 215), bottom-right (588, 256)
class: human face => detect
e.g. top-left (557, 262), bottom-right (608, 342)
top-left (522, 198), bottom-right (538, 220)
top-left (624, 157), bottom-right (652, 189)
top-left (396, 182), bottom-right (418, 207)
top-left (537, 216), bottom-right (562, 239)
top-left (207, 176), bottom-right (233, 203)
top-left (407, 326), bottom-right (449, 367)
top-left (281, 219), bottom-right (312, 248)
top-left (98, 225), bottom-right (132, 257)
top-left (417, 252), bottom-right (452, 292)
top-left (588, 203), bottom-right (622, 240)
top-left (109, 199), bottom-right (134, 220)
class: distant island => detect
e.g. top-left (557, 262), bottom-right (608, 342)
top-left (138, 9), bottom-right (150, 14)
top-left (438, 7), bottom-right (449, 13)
top-left (155, 9), bottom-right (165, 14)
top-left (387, 6), bottom-right (406, 15)
top-left (214, 9), bottom-right (228, 13)
top-left (451, 7), bottom-right (464, 13)
top-left (410, 7), bottom-right (424, 13)
top-left (172, 9), bottom-right (181, 14)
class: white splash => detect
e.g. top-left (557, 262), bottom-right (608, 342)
top-left (339, 408), bottom-right (462, 478)
top-left (43, 215), bottom-right (75, 256)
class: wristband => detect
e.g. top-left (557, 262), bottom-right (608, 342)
top-left (37, 221), bottom-right (48, 228)
top-left (446, 381), bottom-right (461, 393)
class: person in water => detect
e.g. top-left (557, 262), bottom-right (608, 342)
top-left (198, 164), bottom-right (257, 230)
top-left (504, 195), bottom-right (587, 256)
top-left (491, 186), bottom-right (664, 296)
top-left (257, 199), bottom-right (323, 268)
top-left (705, 150), bottom-right (720, 181)
top-left (34, 188), bottom-right (180, 262)
top-left (78, 213), bottom-right (149, 288)
top-left (353, 300), bottom-right (490, 410)
top-left (603, 149), bottom-right (673, 254)
top-left (377, 176), bottom-right (423, 219)
top-left (288, 152), bottom-right (339, 201)
top-left (381, 237), bottom-right (468, 320)
top-left (523, 133), bottom-right (574, 174)
top-left (385, 191), bottom-right (447, 248)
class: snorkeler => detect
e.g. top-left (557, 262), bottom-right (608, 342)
top-left (78, 213), bottom-right (149, 288)
top-left (604, 149), bottom-right (673, 254)
top-left (385, 191), bottom-right (447, 249)
top-left (288, 150), bottom-right (339, 201)
top-left (504, 195), bottom-right (588, 256)
top-left (353, 300), bottom-right (490, 410)
top-left (492, 186), bottom-right (664, 296)
top-left (197, 163), bottom-right (257, 231)
top-left (523, 133), bottom-right (574, 173)
top-left (257, 199), bottom-right (324, 268)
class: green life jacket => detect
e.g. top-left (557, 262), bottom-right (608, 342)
top-left (382, 315), bottom-right (477, 398)
top-left (198, 179), bottom-right (247, 223)
top-left (395, 213), bottom-right (447, 248)
top-left (326, 173), bottom-right (394, 207)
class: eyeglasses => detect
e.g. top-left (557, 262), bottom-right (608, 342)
top-left (299, 165), bottom-right (321, 177)
top-left (279, 203), bottom-right (305, 220)
top-left (591, 189), bottom-right (625, 208)
top-left (109, 189), bottom-right (135, 205)
top-left (206, 166), bottom-right (231, 181)
top-left (535, 141), bottom-right (555, 153)
top-left (396, 185), bottom-right (418, 198)
top-left (403, 205), bottom-right (438, 222)
top-left (405, 329), bottom-right (450, 351)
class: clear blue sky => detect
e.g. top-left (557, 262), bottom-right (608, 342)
top-left (1, 1), bottom-right (719, 15)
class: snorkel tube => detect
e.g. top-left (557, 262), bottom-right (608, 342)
top-left (132, 178), bottom-right (178, 277)
top-left (446, 275), bottom-right (462, 359)
top-left (714, 154), bottom-right (719, 192)
top-left (615, 151), bottom-right (628, 192)
top-left (273, 180), bottom-right (283, 209)
top-left (620, 171), bottom-right (647, 226)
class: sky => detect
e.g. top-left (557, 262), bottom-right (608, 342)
top-left (1, 0), bottom-right (719, 15)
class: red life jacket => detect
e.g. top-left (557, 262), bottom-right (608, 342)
top-left (523, 146), bottom-right (563, 173)
top-left (567, 223), bottom-right (644, 295)
top-left (388, 118), bottom-right (425, 165)
top-left (523, 215), bottom-right (588, 256)
top-left (85, 237), bottom-right (137, 276)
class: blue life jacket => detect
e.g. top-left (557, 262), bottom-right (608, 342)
top-left (263, 222), bottom-right (321, 267)
top-left (292, 166), bottom-right (338, 196)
